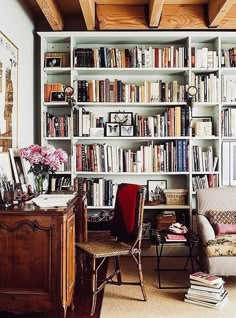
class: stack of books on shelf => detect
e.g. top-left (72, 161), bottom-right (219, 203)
top-left (156, 212), bottom-right (176, 230)
top-left (184, 272), bottom-right (228, 309)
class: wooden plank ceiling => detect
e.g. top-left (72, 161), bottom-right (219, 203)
top-left (23, 0), bottom-right (236, 31)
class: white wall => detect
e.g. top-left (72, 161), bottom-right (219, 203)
top-left (0, 0), bottom-right (35, 147)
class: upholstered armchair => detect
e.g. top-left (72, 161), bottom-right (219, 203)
top-left (197, 187), bottom-right (236, 275)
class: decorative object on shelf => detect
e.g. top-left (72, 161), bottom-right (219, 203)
top-left (147, 180), bottom-right (167, 204)
top-left (105, 122), bottom-right (120, 137)
top-left (90, 127), bottom-right (104, 137)
top-left (120, 125), bottom-right (134, 137)
top-left (19, 144), bottom-right (68, 194)
top-left (164, 189), bottom-right (188, 205)
top-left (169, 222), bottom-right (188, 234)
top-left (0, 32), bottom-right (18, 152)
top-left (191, 116), bottom-right (213, 136)
top-left (109, 111), bottom-right (133, 125)
top-left (64, 85), bottom-right (76, 107)
top-left (45, 57), bottom-right (62, 67)
top-left (50, 91), bottom-right (66, 102)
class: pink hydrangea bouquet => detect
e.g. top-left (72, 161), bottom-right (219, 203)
top-left (19, 144), bottom-right (68, 193)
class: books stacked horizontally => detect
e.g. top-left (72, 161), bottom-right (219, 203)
top-left (184, 272), bottom-right (228, 309)
top-left (165, 234), bottom-right (186, 242)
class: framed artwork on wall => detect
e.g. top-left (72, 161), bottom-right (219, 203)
top-left (0, 32), bottom-right (18, 152)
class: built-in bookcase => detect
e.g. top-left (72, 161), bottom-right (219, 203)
top-left (38, 31), bottom-right (236, 230)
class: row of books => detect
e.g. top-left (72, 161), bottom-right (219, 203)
top-left (192, 145), bottom-right (218, 172)
top-left (44, 83), bottom-right (64, 102)
top-left (191, 47), bottom-right (218, 69)
top-left (184, 272), bottom-right (228, 309)
top-left (192, 174), bottom-right (219, 192)
top-left (73, 79), bottom-right (187, 103)
top-left (43, 112), bottom-right (71, 137)
top-left (134, 107), bottom-right (190, 137)
top-left (74, 46), bottom-right (188, 68)
top-left (50, 176), bottom-right (71, 192)
top-left (73, 177), bottom-right (116, 207)
top-left (75, 141), bottom-right (189, 173)
top-left (72, 107), bottom-right (190, 138)
top-left (221, 48), bottom-right (236, 68)
top-left (222, 75), bottom-right (236, 102)
top-left (221, 108), bottom-right (236, 137)
top-left (44, 52), bottom-right (70, 68)
top-left (191, 73), bottom-right (219, 103)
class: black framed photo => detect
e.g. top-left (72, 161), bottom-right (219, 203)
top-left (120, 125), bottom-right (134, 137)
top-left (50, 91), bottom-right (66, 102)
top-left (45, 57), bottom-right (62, 67)
top-left (105, 123), bottom-right (120, 137)
top-left (191, 116), bottom-right (213, 136)
top-left (109, 112), bottom-right (133, 126)
top-left (147, 180), bottom-right (167, 203)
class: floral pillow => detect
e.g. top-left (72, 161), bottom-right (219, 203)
top-left (206, 210), bottom-right (236, 235)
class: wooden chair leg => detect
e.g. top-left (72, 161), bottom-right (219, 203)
top-left (114, 256), bottom-right (122, 285)
top-left (137, 253), bottom-right (147, 301)
top-left (91, 257), bottom-right (97, 316)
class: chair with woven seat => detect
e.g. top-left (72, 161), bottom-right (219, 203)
top-left (76, 183), bottom-right (147, 316)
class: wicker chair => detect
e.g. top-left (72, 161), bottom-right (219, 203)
top-left (76, 183), bottom-right (147, 316)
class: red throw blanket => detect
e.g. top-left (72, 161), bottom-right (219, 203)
top-left (112, 183), bottom-right (140, 240)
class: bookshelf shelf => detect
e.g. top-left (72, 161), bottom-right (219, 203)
top-left (191, 68), bottom-right (218, 73)
top-left (192, 136), bottom-right (219, 140)
top-left (44, 67), bottom-right (71, 75)
top-left (76, 102), bottom-right (187, 107)
top-left (144, 204), bottom-right (190, 210)
top-left (39, 30), bottom-right (236, 231)
top-left (74, 172), bottom-right (190, 175)
top-left (73, 67), bottom-right (188, 75)
top-left (44, 102), bottom-right (69, 106)
top-left (74, 136), bottom-right (191, 141)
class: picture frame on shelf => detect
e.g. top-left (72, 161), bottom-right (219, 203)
top-left (191, 116), bottom-right (213, 136)
top-left (9, 149), bottom-right (28, 192)
top-left (45, 57), bottom-right (62, 68)
top-left (120, 125), bottom-right (134, 137)
top-left (109, 112), bottom-right (133, 126)
top-left (0, 152), bottom-right (13, 182)
top-left (50, 91), bottom-right (66, 102)
top-left (147, 180), bottom-right (167, 203)
top-left (105, 123), bottom-right (120, 137)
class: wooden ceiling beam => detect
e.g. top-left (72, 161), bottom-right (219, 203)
top-left (96, 4), bottom-right (148, 29)
top-left (79, 0), bottom-right (95, 30)
top-left (36, 0), bottom-right (64, 30)
top-left (149, 0), bottom-right (165, 27)
top-left (96, 0), bottom-right (208, 3)
top-left (208, 0), bottom-right (235, 27)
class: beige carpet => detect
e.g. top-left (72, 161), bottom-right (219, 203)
top-left (100, 256), bottom-right (236, 318)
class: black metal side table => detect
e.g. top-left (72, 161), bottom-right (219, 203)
top-left (153, 229), bottom-right (199, 289)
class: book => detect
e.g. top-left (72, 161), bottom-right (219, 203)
top-left (165, 234), bottom-right (186, 242)
top-left (187, 288), bottom-right (227, 301)
top-left (190, 283), bottom-right (224, 293)
top-left (190, 272), bottom-right (223, 286)
top-left (190, 279), bottom-right (224, 289)
top-left (184, 293), bottom-right (228, 309)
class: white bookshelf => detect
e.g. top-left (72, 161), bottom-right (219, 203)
top-left (38, 31), bottom-right (236, 229)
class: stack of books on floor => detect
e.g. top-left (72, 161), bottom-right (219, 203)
top-left (184, 271), bottom-right (228, 309)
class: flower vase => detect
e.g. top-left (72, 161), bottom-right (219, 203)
top-left (34, 174), bottom-right (48, 195)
